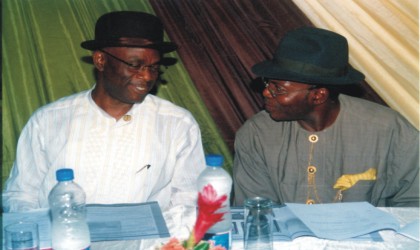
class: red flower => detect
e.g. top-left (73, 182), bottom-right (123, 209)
top-left (186, 184), bottom-right (227, 247)
top-left (159, 184), bottom-right (227, 250)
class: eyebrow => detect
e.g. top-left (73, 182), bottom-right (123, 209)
top-left (269, 80), bottom-right (288, 88)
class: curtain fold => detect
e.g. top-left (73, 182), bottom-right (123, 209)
top-left (2, 0), bottom-right (231, 184)
top-left (292, 0), bottom-right (419, 129)
top-left (150, 0), bottom-right (314, 152)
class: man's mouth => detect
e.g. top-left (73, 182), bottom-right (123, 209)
top-left (130, 82), bottom-right (149, 93)
top-left (135, 86), bottom-right (147, 91)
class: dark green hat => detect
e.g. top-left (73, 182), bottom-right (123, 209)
top-left (252, 27), bottom-right (365, 85)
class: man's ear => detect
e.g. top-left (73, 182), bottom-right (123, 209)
top-left (310, 87), bottom-right (329, 105)
top-left (93, 51), bottom-right (105, 71)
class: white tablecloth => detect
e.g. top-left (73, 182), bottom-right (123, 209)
top-left (91, 207), bottom-right (419, 250)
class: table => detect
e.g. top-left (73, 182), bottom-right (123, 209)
top-left (90, 207), bottom-right (419, 250)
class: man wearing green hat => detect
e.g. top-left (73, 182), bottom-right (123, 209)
top-left (233, 27), bottom-right (419, 207)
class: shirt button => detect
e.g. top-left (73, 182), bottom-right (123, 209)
top-left (307, 166), bottom-right (317, 174)
top-left (123, 115), bottom-right (132, 121)
top-left (308, 134), bottom-right (318, 143)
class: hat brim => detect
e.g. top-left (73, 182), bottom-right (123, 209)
top-left (80, 55), bottom-right (177, 66)
top-left (81, 40), bottom-right (177, 53)
top-left (252, 60), bottom-right (365, 85)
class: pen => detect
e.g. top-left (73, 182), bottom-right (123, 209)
top-left (136, 164), bottom-right (151, 173)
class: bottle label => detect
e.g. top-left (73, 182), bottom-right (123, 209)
top-left (204, 231), bottom-right (231, 249)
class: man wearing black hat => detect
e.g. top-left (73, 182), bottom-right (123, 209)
top-left (3, 11), bottom-right (206, 239)
top-left (233, 27), bottom-right (419, 207)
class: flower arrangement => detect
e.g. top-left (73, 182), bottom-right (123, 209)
top-left (159, 184), bottom-right (227, 250)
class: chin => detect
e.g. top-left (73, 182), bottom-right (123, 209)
top-left (268, 114), bottom-right (281, 122)
top-left (264, 110), bottom-right (279, 120)
top-left (267, 112), bottom-right (292, 122)
top-left (127, 93), bottom-right (149, 104)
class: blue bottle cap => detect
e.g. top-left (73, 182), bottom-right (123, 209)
top-left (56, 168), bottom-right (74, 181)
top-left (205, 154), bottom-right (224, 167)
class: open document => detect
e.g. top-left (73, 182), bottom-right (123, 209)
top-left (397, 219), bottom-right (419, 241)
top-left (285, 202), bottom-right (399, 240)
top-left (3, 202), bottom-right (169, 249)
top-left (231, 202), bottom-right (401, 241)
top-left (86, 202), bottom-right (169, 241)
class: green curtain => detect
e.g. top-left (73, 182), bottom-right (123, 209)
top-left (2, 0), bottom-right (233, 186)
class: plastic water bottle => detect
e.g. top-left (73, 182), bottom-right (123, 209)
top-left (197, 154), bottom-right (233, 250)
top-left (48, 168), bottom-right (91, 250)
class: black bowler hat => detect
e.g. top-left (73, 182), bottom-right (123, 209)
top-left (252, 27), bottom-right (365, 85)
top-left (81, 11), bottom-right (177, 54)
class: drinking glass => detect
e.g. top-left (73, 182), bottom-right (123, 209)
top-left (5, 222), bottom-right (39, 250)
top-left (244, 197), bottom-right (273, 250)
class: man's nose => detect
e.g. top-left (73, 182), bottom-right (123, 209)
top-left (263, 87), bottom-right (274, 98)
top-left (133, 68), bottom-right (156, 81)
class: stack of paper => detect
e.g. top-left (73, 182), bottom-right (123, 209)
top-left (231, 202), bottom-right (403, 241)
top-left (86, 202), bottom-right (169, 241)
